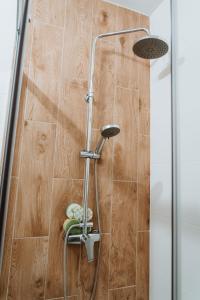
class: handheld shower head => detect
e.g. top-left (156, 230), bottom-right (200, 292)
top-left (95, 124), bottom-right (120, 155)
top-left (101, 124), bottom-right (120, 138)
top-left (133, 35), bottom-right (168, 59)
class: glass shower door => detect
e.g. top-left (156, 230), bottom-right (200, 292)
top-left (172, 0), bottom-right (200, 299)
top-left (0, 0), bottom-right (29, 268)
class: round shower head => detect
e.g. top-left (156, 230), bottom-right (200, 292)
top-left (95, 124), bottom-right (120, 155)
top-left (133, 35), bottom-right (168, 59)
top-left (101, 124), bottom-right (120, 138)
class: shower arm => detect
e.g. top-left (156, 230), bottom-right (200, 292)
top-left (82, 27), bottom-right (150, 235)
top-left (87, 27), bottom-right (150, 97)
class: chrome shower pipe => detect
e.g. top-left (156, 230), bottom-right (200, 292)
top-left (88, 27), bottom-right (150, 95)
top-left (83, 97), bottom-right (93, 235)
top-left (82, 27), bottom-right (150, 234)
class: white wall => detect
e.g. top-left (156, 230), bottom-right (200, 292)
top-left (0, 1), bottom-right (17, 161)
top-left (104, 0), bottom-right (164, 15)
top-left (150, 1), bottom-right (172, 299)
top-left (176, 1), bottom-right (200, 299)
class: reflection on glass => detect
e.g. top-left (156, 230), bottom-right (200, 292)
top-left (0, 1), bottom-right (18, 173)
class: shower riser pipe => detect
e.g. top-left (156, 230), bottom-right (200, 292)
top-left (82, 96), bottom-right (93, 235)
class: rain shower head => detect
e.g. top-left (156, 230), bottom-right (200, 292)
top-left (133, 35), bottom-right (168, 59)
top-left (95, 124), bottom-right (120, 155)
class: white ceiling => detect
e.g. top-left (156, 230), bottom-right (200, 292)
top-left (104, 0), bottom-right (164, 15)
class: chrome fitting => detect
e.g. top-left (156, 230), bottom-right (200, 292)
top-left (79, 222), bottom-right (93, 228)
top-left (68, 232), bottom-right (100, 262)
top-left (80, 150), bottom-right (100, 160)
top-left (85, 93), bottom-right (94, 103)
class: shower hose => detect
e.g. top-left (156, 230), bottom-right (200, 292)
top-left (64, 160), bottom-right (101, 300)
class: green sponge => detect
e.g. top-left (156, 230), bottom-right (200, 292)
top-left (63, 219), bottom-right (81, 235)
top-left (63, 218), bottom-right (93, 235)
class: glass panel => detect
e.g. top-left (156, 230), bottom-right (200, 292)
top-left (0, 1), bottom-right (18, 171)
top-left (150, 1), bottom-right (172, 299)
top-left (175, 0), bottom-right (200, 299)
top-left (0, 0), bottom-right (28, 268)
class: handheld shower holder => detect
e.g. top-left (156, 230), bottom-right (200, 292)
top-left (80, 150), bottom-right (100, 160)
top-left (85, 93), bottom-right (94, 103)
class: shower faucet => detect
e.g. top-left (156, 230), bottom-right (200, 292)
top-left (67, 225), bottom-right (100, 262)
top-left (81, 232), bottom-right (100, 262)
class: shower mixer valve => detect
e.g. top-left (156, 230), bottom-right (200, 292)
top-left (64, 203), bottom-right (100, 262)
top-left (80, 232), bottom-right (101, 262)
top-left (67, 224), bottom-right (100, 262)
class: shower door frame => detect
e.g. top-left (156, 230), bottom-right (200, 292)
top-left (0, 0), bottom-right (30, 271)
top-left (171, 0), bottom-right (179, 299)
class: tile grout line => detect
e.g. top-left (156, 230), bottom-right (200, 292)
top-left (46, 298), bottom-right (64, 300)
top-left (108, 284), bottom-right (136, 291)
top-left (30, 18), bottom-right (66, 30)
top-left (4, 178), bottom-right (19, 300)
top-left (43, 0), bottom-right (68, 299)
top-left (14, 236), bottom-right (49, 240)
top-left (101, 232), bottom-right (110, 236)
top-left (25, 119), bottom-right (57, 125)
top-left (5, 4), bottom-right (35, 298)
top-left (24, 17), bottom-right (36, 123)
top-left (46, 296), bottom-right (78, 300)
top-left (51, 16), bottom-right (67, 180)
top-left (77, 244), bottom-right (82, 299)
top-left (115, 84), bottom-right (139, 92)
top-left (53, 177), bottom-right (84, 181)
top-left (112, 179), bottom-right (137, 183)
top-left (107, 6), bottom-right (118, 298)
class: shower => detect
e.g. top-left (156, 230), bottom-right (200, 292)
top-left (95, 124), bottom-right (120, 155)
top-left (64, 27), bottom-right (168, 300)
top-left (133, 35), bottom-right (168, 59)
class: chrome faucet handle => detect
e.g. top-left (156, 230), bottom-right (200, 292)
top-left (81, 233), bottom-right (100, 262)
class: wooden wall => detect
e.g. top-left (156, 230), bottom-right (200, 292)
top-left (0, 0), bottom-right (150, 299)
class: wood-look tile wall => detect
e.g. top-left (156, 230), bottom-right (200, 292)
top-left (0, 1), bottom-right (150, 299)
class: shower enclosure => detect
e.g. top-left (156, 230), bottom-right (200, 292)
top-left (63, 24), bottom-right (168, 299)
top-left (4, 0), bottom-right (200, 299)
